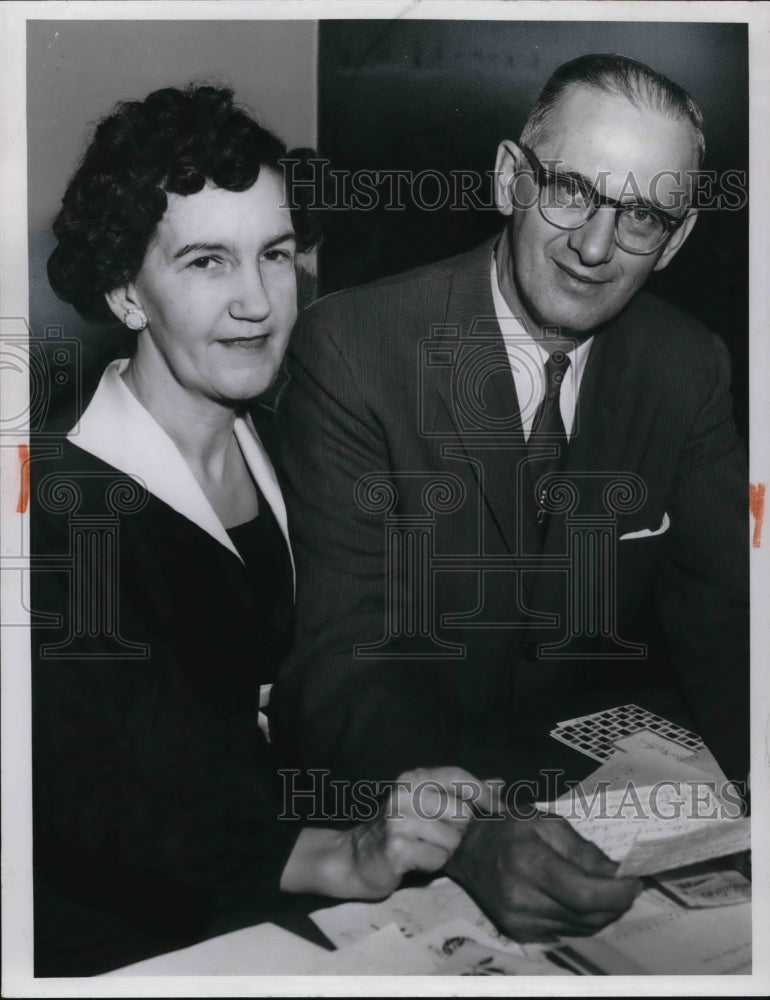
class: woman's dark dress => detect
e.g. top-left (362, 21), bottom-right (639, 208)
top-left (32, 438), bottom-right (296, 976)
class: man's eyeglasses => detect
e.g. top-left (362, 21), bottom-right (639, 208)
top-left (519, 143), bottom-right (688, 256)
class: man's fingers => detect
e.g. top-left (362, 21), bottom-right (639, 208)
top-left (534, 815), bottom-right (642, 901)
top-left (497, 911), bottom-right (622, 942)
top-left (536, 813), bottom-right (628, 876)
top-left (521, 835), bottom-right (639, 915)
top-left (570, 838), bottom-right (622, 878)
top-left (487, 857), bottom-right (630, 939)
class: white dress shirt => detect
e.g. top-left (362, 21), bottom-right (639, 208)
top-left (490, 256), bottom-right (593, 440)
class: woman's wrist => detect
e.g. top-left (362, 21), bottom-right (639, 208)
top-left (279, 826), bottom-right (361, 898)
top-left (280, 823), bottom-right (401, 900)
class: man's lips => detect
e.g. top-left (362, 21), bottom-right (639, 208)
top-left (553, 260), bottom-right (613, 286)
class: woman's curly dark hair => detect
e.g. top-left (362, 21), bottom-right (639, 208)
top-left (48, 84), bottom-right (321, 323)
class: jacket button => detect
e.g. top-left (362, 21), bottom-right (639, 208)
top-left (522, 641), bottom-right (538, 661)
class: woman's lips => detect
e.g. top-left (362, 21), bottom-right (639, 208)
top-left (219, 333), bottom-right (270, 348)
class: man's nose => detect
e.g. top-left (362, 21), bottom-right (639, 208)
top-left (567, 206), bottom-right (616, 266)
top-left (229, 263), bottom-right (271, 321)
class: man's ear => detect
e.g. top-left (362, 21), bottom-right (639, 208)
top-left (653, 209), bottom-right (698, 272)
top-left (104, 285), bottom-right (143, 326)
top-left (494, 140), bottom-right (528, 217)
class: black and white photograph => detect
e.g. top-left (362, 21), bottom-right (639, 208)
top-left (1, 1), bottom-right (768, 994)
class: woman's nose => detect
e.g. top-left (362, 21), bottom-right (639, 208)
top-left (229, 263), bottom-right (271, 321)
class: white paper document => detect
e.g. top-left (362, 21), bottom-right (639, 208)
top-left (536, 744), bottom-right (749, 876)
top-left (557, 890), bottom-right (752, 974)
top-left (413, 918), bottom-right (568, 975)
top-left (615, 817), bottom-right (751, 877)
top-left (311, 877), bottom-right (527, 956)
top-left (655, 866), bottom-right (752, 908)
top-left (309, 923), bottom-right (439, 975)
top-left (103, 921), bottom-right (329, 976)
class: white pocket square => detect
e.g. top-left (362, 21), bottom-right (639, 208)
top-left (619, 512), bottom-right (670, 540)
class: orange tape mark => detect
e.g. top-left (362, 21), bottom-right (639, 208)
top-left (749, 482), bottom-right (765, 548)
top-left (16, 444), bottom-right (30, 514)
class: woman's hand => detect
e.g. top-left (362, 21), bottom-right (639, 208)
top-left (346, 766), bottom-right (495, 898)
top-left (280, 766), bottom-right (495, 900)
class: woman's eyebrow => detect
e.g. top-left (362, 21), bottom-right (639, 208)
top-left (172, 242), bottom-right (230, 260)
top-left (172, 232), bottom-right (297, 260)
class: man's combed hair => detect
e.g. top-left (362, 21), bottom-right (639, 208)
top-left (48, 84), bottom-right (320, 323)
top-left (519, 53), bottom-right (705, 167)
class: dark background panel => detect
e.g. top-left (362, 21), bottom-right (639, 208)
top-left (317, 20), bottom-right (748, 438)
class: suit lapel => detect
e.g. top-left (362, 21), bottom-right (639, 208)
top-left (427, 237), bottom-right (539, 558)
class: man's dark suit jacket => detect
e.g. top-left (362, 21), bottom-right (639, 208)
top-left (271, 237), bottom-right (749, 788)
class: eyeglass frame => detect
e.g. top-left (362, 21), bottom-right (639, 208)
top-left (517, 142), bottom-right (689, 256)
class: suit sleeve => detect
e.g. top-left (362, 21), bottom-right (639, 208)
top-left (271, 307), bottom-right (469, 789)
top-left (655, 334), bottom-right (749, 783)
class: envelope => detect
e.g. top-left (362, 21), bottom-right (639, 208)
top-left (619, 512), bottom-right (670, 540)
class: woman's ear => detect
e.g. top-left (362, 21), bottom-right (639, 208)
top-left (105, 286), bottom-right (147, 331)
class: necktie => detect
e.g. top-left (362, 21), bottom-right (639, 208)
top-left (529, 350), bottom-right (571, 528)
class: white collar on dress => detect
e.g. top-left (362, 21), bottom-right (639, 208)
top-left (67, 358), bottom-right (294, 585)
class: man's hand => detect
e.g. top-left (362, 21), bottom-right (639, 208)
top-left (445, 811), bottom-right (641, 940)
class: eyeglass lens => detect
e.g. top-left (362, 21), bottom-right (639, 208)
top-left (539, 173), bottom-right (668, 253)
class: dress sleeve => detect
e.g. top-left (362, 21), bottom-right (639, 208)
top-left (31, 448), bottom-right (301, 943)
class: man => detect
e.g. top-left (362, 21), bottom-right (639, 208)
top-left (271, 55), bottom-right (748, 939)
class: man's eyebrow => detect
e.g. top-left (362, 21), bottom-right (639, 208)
top-left (550, 166), bottom-right (593, 186)
top-left (545, 164), bottom-right (675, 213)
top-left (538, 157), bottom-right (593, 187)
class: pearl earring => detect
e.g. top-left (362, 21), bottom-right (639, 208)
top-left (124, 309), bottom-right (147, 332)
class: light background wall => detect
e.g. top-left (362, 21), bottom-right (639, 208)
top-left (27, 20), bottom-right (318, 235)
top-left (26, 19), bottom-right (318, 424)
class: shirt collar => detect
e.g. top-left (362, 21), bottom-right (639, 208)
top-left (67, 358), bottom-right (293, 582)
top-left (489, 252), bottom-right (594, 369)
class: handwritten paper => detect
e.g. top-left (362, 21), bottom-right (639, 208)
top-left (616, 817), bottom-right (751, 877)
top-left (413, 919), bottom-right (568, 976)
top-left (558, 890), bottom-right (752, 974)
top-left (613, 730), bottom-right (726, 779)
top-left (567, 745), bottom-right (732, 800)
top-left (535, 739), bottom-right (748, 876)
top-left (537, 782), bottom-right (722, 861)
top-left (311, 877), bottom-right (527, 957)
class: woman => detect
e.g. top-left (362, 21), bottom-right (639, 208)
top-left (33, 84), bottom-right (486, 976)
